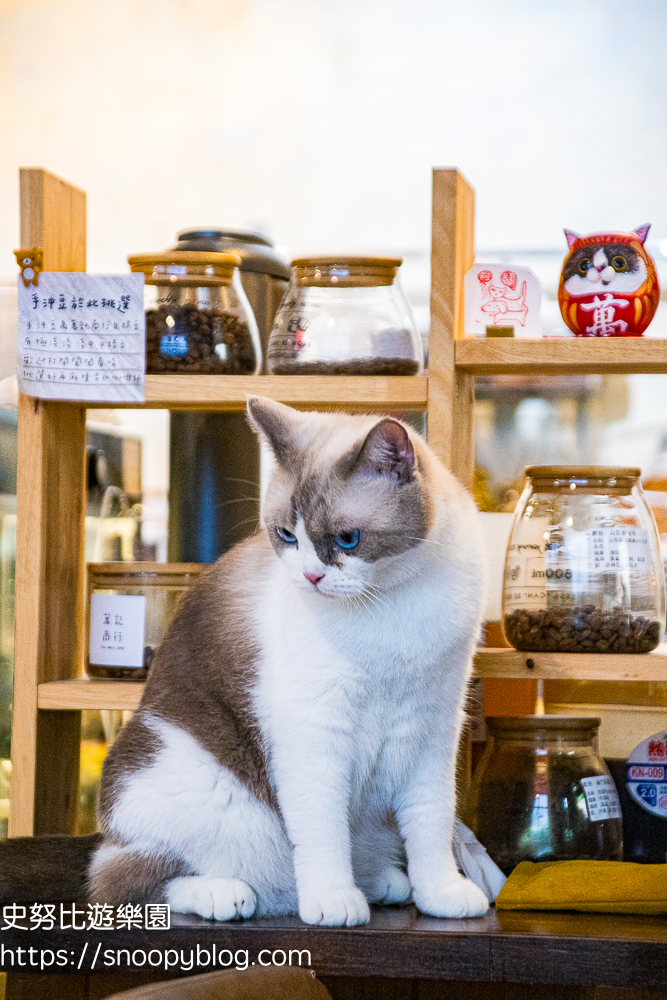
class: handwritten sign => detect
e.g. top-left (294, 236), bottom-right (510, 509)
top-left (464, 263), bottom-right (542, 339)
top-left (18, 273), bottom-right (145, 402)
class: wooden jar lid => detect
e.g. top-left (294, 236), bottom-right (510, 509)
top-left (487, 715), bottom-right (601, 737)
top-left (128, 251), bottom-right (241, 286)
top-left (525, 466), bottom-right (641, 493)
top-left (290, 255), bottom-right (403, 288)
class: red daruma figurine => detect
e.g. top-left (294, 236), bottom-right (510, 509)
top-left (558, 224), bottom-right (660, 336)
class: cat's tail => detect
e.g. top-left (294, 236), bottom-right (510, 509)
top-left (0, 834), bottom-right (100, 902)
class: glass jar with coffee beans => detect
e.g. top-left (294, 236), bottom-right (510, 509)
top-left (464, 716), bottom-right (623, 874)
top-left (503, 466), bottom-right (665, 653)
top-left (267, 256), bottom-right (423, 375)
top-left (128, 251), bottom-right (261, 374)
top-left (86, 563), bottom-right (204, 680)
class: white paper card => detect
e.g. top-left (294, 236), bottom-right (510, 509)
top-left (89, 594), bottom-right (146, 668)
top-left (581, 775), bottom-right (622, 822)
top-left (589, 527), bottom-right (651, 573)
top-left (464, 264), bottom-right (542, 338)
top-left (18, 273), bottom-right (145, 402)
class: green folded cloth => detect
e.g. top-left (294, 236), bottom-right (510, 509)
top-left (495, 860), bottom-right (667, 915)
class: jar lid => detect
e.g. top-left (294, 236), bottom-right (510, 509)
top-left (128, 251), bottom-right (241, 286)
top-left (290, 255), bottom-right (403, 288)
top-left (88, 562), bottom-right (204, 588)
top-left (487, 715), bottom-right (601, 735)
top-left (525, 465), bottom-right (641, 494)
top-left (525, 465), bottom-right (641, 480)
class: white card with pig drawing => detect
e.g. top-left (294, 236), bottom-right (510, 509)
top-left (464, 264), bottom-right (542, 338)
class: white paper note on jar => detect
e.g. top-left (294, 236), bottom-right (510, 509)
top-left (89, 594), bottom-right (146, 668)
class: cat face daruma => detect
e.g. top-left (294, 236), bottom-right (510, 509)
top-left (558, 225), bottom-right (659, 337)
top-left (247, 397), bottom-right (432, 599)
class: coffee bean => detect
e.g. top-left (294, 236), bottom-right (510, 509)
top-left (269, 358), bottom-right (420, 376)
top-left (145, 305), bottom-right (257, 374)
top-left (504, 608), bottom-right (662, 653)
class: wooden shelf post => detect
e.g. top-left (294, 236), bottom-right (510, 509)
top-left (428, 168), bottom-right (475, 487)
top-left (9, 168), bottom-right (87, 836)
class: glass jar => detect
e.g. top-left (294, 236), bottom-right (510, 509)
top-left (127, 251), bottom-right (261, 374)
top-left (464, 715), bottom-right (623, 874)
top-left (503, 466), bottom-right (665, 653)
top-left (86, 563), bottom-right (203, 679)
top-left (267, 256), bottom-right (423, 375)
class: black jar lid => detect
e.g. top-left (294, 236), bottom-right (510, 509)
top-left (486, 715), bottom-right (601, 736)
top-left (173, 228), bottom-right (290, 281)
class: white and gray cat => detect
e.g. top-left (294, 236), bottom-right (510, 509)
top-left (89, 397), bottom-right (492, 926)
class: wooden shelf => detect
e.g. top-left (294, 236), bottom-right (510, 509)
top-left (455, 337), bottom-right (667, 375)
top-left (4, 907), bottom-right (667, 992)
top-left (38, 678), bottom-right (144, 711)
top-left (90, 374), bottom-right (429, 411)
top-left (36, 647), bottom-right (667, 713)
top-left (474, 647), bottom-right (667, 682)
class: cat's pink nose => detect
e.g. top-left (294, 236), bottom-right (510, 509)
top-left (304, 571), bottom-right (324, 585)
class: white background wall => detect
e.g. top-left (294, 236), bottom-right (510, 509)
top-left (1, 0), bottom-right (666, 557)
top-left (1, 0), bottom-right (666, 273)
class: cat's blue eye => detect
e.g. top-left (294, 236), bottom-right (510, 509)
top-left (276, 527), bottom-right (297, 544)
top-left (334, 530), bottom-right (361, 550)
top-left (577, 258), bottom-right (592, 276)
top-left (611, 255), bottom-right (628, 272)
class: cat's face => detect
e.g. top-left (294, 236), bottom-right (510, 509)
top-left (561, 225), bottom-right (652, 297)
top-left (247, 398), bottom-right (433, 599)
top-left (562, 242), bottom-right (647, 296)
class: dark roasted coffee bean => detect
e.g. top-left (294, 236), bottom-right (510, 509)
top-left (270, 358), bottom-right (420, 376)
top-left (504, 608), bottom-right (662, 653)
top-left (145, 305), bottom-right (256, 374)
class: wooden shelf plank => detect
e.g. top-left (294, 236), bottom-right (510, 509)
top-left (88, 374), bottom-right (428, 411)
top-left (455, 337), bottom-right (667, 375)
top-left (475, 647), bottom-right (667, 681)
top-left (38, 678), bottom-right (144, 711)
top-left (39, 647), bottom-right (667, 712)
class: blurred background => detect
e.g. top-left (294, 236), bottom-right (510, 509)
top-left (0, 0), bottom-right (666, 831)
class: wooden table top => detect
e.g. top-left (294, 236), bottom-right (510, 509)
top-left (3, 906), bottom-right (667, 988)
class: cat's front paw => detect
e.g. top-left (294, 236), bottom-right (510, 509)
top-left (367, 866), bottom-right (412, 905)
top-left (166, 876), bottom-right (257, 921)
top-left (299, 886), bottom-right (370, 926)
top-left (413, 877), bottom-right (488, 919)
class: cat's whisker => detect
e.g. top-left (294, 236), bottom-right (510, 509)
top-left (221, 478), bottom-right (262, 489)
top-left (363, 585), bottom-right (405, 636)
top-left (403, 535), bottom-right (447, 549)
top-left (221, 515), bottom-right (262, 531)
top-left (214, 497), bottom-right (260, 508)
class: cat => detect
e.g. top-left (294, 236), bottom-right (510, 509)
top-left (88, 396), bottom-right (489, 927)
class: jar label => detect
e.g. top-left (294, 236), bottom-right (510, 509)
top-left (505, 524), bottom-right (652, 612)
top-left (89, 594), bottom-right (146, 668)
top-left (160, 334), bottom-right (188, 357)
top-left (504, 517), bottom-right (550, 611)
top-left (580, 775), bottom-right (622, 822)
top-left (626, 731), bottom-right (667, 818)
top-left (588, 527), bottom-right (650, 572)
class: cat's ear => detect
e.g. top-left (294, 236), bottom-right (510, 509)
top-left (564, 229), bottom-right (580, 249)
top-left (354, 419), bottom-right (415, 484)
top-left (633, 223), bottom-right (651, 245)
top-left (246, 396), bottom-right (299, 463)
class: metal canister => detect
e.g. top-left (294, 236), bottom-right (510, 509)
top-left (168, 229), bottom-right (289, 563)
top-left (172, 228), bottom-right (289, 367)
